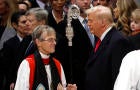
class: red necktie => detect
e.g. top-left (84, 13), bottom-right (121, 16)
top-left (94, 39), bottom-right (101, 52)
top-left (42, 58), bottom-right (50, 65)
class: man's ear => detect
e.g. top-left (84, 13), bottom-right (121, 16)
top-left (35, 39), bottom-right (41, 47)
top-left (101, 18), bottom-right (106, 26)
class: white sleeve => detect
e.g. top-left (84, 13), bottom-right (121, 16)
top-left (60, 64), bottom-right (67, 89)
top-left (114, 51), bottom-right (140, 90)
top-left (14, 60), bottom-right (30, 90)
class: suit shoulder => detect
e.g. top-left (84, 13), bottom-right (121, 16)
top-left (3, 35), bottom-right (18, 46)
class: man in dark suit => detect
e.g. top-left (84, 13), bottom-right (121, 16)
top-left (2, 11), bottom-right (30, 90)
top-left (85, 5), bottom-right (133, 90)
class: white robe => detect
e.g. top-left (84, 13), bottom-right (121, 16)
top-left (114, 50), bottom-right (140, 90)
top-left (14, 53), bottom-right (66, 90)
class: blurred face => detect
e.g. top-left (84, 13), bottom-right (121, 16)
top-left (92, 0), bottom-right (108, 6)
top-left (36, 32), bottom-right (56, 55)
top-left (26, 14), bottom-right (45, 34)
top-left (18, 4), bottom-right (28, 12)
top-left (16, 15), bottom-right (29, 37)
top-left (24, 0), bottom-right (31, 8)
top-left (75, 0), bottom-right (91, 13)
top-left (51, 0), bottom-right (66, 11)
top-left (130, 18), bottom-right (140, 31)
top-left (0, 0), bottom-right (9, 15)
top-left (87, 12), bottom-right (101, 36)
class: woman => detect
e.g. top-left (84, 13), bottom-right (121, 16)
top-left (0, 0), bottom-right (18, 89)
top-left (115, 0), bottom-right (137, 36)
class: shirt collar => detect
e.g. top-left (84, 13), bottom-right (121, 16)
top-left (78, 16), bottom-right (88, 23)
top-left (39, 51), bottom-right (50, 59)
top-left (100, 25), bottom-right (113, 41)
top-left (17, 34), bottom-right (23, 42)
top-left (78, 16), bottom-right (88, 28)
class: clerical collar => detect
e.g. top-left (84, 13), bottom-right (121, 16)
top-left (39, 52), bottom-right (50, 59)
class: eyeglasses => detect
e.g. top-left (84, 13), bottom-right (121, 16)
top-left (40, 38), bottom-right (57, 43)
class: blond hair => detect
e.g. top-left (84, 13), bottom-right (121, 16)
top-left (3, 0), bottom-right (18, 27)
top-left (116, 0), bottom-right (137, 36)
top-left (131, 9), bottom-right (140, 21)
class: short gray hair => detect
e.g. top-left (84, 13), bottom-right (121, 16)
top-left (26, 8), bottom-right (48, 24)
top-left (32, 25), bottom-right (56, 41)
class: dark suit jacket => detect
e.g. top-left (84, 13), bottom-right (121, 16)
top-left (128, 33), bottom-right (140, 50)
top-left (2, 35), bottom-right (21, 90)
top-left (20, 35), bottom-right (34, 58)
top-left (48, 13), bottom-right (93, 90)
top-left (85, 27), bottom-right (133, 90)
top-left (48, 11), bottom-right (68, 63)
top-left (70, 19), bottom-right (93, 90)
top-left (48, 12), bottom-right (93, 90)
top-left (29, 0), bottom-right (39, 8)
top-left (59, 18), bottom-right (93, 90)
top-left (2, 35), bottom-right (32, 89)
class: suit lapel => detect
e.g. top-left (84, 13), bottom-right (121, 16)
top-left (87, 28), bottom-right (115, 65)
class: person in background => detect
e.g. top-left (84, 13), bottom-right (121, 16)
top-left (29, 0), bottom-right (52, 12)
top-left (0, 0), bottom-right (18, 50)
top-left (47, 0), bottom-right (68, 78)
top-left (91, 0), bottom-right (110, 6)
top-left (23, 0), bottom-right (32, 8)
top-left (115, 0), bottom-right (137, 36)
top-left (48, 0), bottom-right (66, 25)
top-left (17, 1), bottom-right (29, 12)
top-left (14, 25), bottom-right (77, 90)
top-left (23, 7), bottom-right (49, 58)
top-left (0, 0), bottom-right (18, 89)
top-left (109, 0), bottom-right (117, 9)
top-left (58, 0), bottom-right (95, 89)
top-left (130, 9), bottom-right (140, 36)
top-left (128, 9), bottom-right (140, 50)
top-left (2, 11), bottom-right (29, 90)
top-left (85, 5), bottom-right (133, 90)
top-left (91, 0), bottom-right (117, 25)
top-left (48, 0), bottom-right (94, 89)
top-left (114, 49), bottom-right (140, 90)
